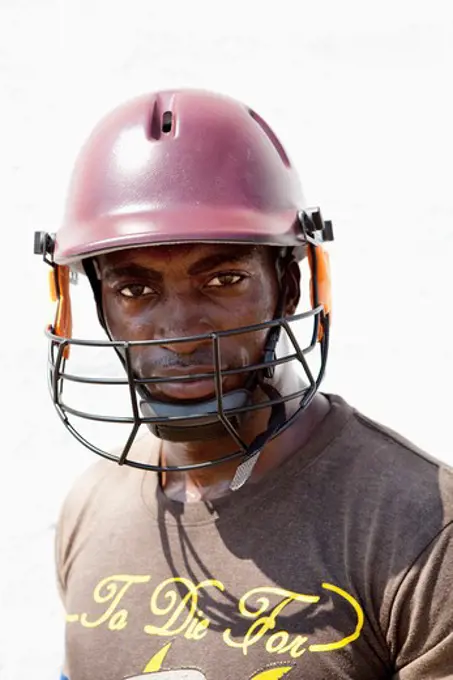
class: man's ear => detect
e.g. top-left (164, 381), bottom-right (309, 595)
top-left (284, 258), bottom-right (301, 315)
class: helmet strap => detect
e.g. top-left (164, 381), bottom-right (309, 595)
top-left (229, 250), bottom-right (294, 487)
top-left (261, 247), bottom-right (293, 379)
top-left (83, 258), bottom-right (108, 331)
top-left (229, 380), bottom-right (286, 490)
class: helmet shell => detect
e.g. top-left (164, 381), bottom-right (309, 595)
top-left (55, 89), bottom-right (307, 264)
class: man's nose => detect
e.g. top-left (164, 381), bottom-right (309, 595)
top-left (154, 296), bottom-right (214, 355)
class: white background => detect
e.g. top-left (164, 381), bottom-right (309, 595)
top-left (1, 0), bottom-right (452, 677)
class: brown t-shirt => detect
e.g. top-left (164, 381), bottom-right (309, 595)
top-left (56, 394), bottom-right (453, 679)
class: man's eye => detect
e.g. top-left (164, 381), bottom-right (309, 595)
top-left (206, 274), bottom-right (244, 288)
top-left (118, 284), bottom-right (154, 298)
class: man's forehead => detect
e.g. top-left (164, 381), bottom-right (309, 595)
top-left (98, 242), bottom-right (264, 268)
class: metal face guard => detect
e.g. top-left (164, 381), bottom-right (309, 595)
top-left (45, 307), bottom-right (329, 472)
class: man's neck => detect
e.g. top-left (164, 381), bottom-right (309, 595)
top-left (159, 390), bottom-right (331, 503)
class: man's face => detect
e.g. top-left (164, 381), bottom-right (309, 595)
top-left (98, 243), bottom-right (284, 403)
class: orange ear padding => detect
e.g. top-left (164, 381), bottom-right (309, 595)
top-left (307, 246), bottom-right (332, 342)
top-left (48, 265), bottom-right (72, 358)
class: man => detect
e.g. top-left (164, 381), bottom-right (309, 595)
top-left (34, 89), bottom-right (453, 679)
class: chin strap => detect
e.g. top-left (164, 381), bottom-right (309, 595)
top-left (139, 389), bottom-right (252, 443)
top-left (229, 380), bottom-right (286, 491)
top-left (228, 261), bottom-right (290, 490)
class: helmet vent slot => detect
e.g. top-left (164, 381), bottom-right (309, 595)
top-left (162, 111), bottom-right (173, 133)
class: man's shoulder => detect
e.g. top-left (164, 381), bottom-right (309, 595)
top-left (60, 457), bottom-right (114, 515)
top-left (312, 395), bottom-right (453, 582)
top-left (349, 400), bottom-right (452, 473)
top-left (338, 396), bottom-right (453, 521)
top-left (55, 457), bottom-right (118, 551)
top-left (57, 430), bottom-right (158, 534)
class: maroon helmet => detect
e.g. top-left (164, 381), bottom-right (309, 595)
top-left (53, 89), bottom-right (314, 265)
top-left (34, 89), bottom-right (333, 489)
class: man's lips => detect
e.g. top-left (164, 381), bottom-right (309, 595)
top-left (147, 366), bottom-right (226, 401)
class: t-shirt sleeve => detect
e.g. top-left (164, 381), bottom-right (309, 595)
top-left (55, 501), bottom-right (70, 679)
top-left (55, 503), bottom-right (66, 604)
top-left (54, 460), bottom-right (111, 680)
top-left (54, 459), bottom-right (111, 596)
top-left (388, 522), bottom-right (453, 678)
top-left (55, 477), bottom-right (77, 606)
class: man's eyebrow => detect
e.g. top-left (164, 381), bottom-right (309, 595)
top-left (101, 247), bottom-right (258, 281)
top-left (102, 263), bottom-right (162, 282)
top-left (187, 248), bottom-right (257, 275)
